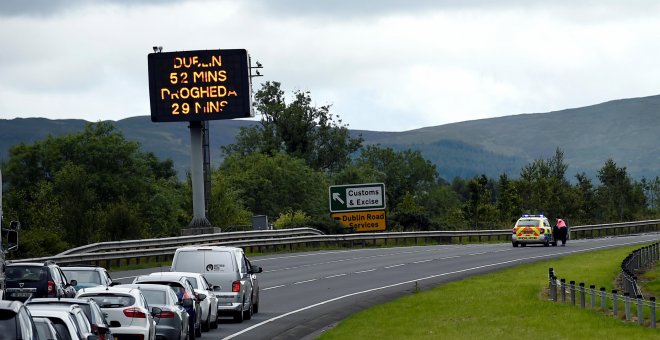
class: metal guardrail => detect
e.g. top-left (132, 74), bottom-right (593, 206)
top-left (620, 242), bottom-right (660, 298)
top-left (9, 220), bottom-right (660, 267)
top-left (58, 227), bottom-right (325, 255)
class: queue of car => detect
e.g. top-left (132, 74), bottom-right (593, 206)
top-left (0, 245), bottom-right (263, 340)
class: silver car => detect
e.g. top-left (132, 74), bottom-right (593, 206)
top-left (154, 271), bottom-right (220, 330)
top-left (122, 283), bottom-right (190, 340)
top-left (170, 246), bottom-right (262, 322)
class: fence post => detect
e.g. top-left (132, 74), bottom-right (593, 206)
top-left (549, 268), bottom-right (557, 302)
top-left (624, 293), bottom-right (631, 321)
top-left (637, 295), bottom-right (644, 325)
top-left (570, 281), bottom-right (576, 305)
top-left (590, 285), bottom-right (596, 309)
top-left (651, 297), bottom-right (656, 329)
top-left (600, 287), bottom-right (606, 310)
top-left (579, 283), bottom-right (586, 309)
top-left (613, 290), bottom-right (618, 317)
top-left (561, 279), bottom-right (566, 303)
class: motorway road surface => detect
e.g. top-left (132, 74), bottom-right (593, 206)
top-left (113, 233), bottom-right (660, 339)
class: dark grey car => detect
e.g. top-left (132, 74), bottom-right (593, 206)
top-left (122, 283), bottom-right (190, 340)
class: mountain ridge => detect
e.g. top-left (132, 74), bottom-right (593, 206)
top-left (1, 95), bottom-right (658, 181)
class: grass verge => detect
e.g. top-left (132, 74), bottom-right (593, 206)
top-left (317, 244), bottom-right (658, 340)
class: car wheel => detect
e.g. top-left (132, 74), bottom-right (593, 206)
top-left (233, 308), bottom-right (244, 323)
top-left (552, 241), bottom-right (557, 246)
top-left (544, 241), bottom-right (549, 247)
top-left (244, 301), bottom-right (253, 320)
top-left (210, 310), bottom-right (218, 329)
top-left (512, 242), bottom-right (518, 247)
top-left (195, 316), bottom-right (202, 337)
top-left (202, 310), bottom-right (211, 332)
top-left (253, 301), bottom-right (259, 314)
top-left (521, 243), bottom-right (526, 247)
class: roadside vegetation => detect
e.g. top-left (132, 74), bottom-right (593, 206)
top-left (317, 244), bottom-right (659, 340)
top-left (1, 81), bottom-right (659, 259)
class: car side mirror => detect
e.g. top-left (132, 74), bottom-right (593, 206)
top-left (251, 265), bottom-right (263, 274)
top-left (213, 285), bottom-right (222, 291)
top-left (151, 306), bottom-right (162, 324)
top-left (69, 279), bottom-right (78, 287)
top-left (196, 293), bottom-right (206, 301)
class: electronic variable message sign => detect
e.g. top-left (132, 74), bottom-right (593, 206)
top-left (148, 49), bottom-right (253, 122)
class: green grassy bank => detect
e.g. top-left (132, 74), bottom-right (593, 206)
top-left (318, 245), bottom-right (659, 340)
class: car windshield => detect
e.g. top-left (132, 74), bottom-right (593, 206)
top-left (0, 310), bottom-right (18, 337)
top-left (517, 220), bottom-right (540, 227)
top-left (79, 294), bottom-right (135, 308)
top-left (63, 269), bottom-right (101, 284)
top-left (185, 277), bottom-right (198, 289)
top-left (140, 290), bottom-right (166, 305)
top-left (5, 266), bottom-right (46, 282)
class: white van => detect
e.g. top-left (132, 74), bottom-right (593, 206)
top-left (170, 246), bottom-right (262, 322)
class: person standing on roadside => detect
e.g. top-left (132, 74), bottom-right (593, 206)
top-left (554, 218), bottom-right (568, 246)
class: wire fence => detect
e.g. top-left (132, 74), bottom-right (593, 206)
top-left (547, 242), bottom-right (660, 328)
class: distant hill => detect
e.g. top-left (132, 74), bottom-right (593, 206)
top-left (1, 95), bottom-right (659, 181)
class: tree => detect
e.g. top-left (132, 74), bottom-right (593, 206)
top-left (353, 145), bottom-right (438, 210)
top-left (596, 159), bottom-right (646, 222)
top-left (2, 122), bottom-right (185, 255)
top-left (222, 81), bottom-right (363, 173)
top-left (517, 148), bottom-right (571, 218)
top-left (219, 152), bottom-right (328, 220)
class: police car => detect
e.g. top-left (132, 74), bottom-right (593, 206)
top-left (511, 214), bottom-right (555, 247)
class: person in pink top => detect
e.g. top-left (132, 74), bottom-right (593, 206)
top-left (554, 218), bottom-right (568, 246)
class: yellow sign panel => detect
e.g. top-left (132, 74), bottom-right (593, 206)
top-left (331, 210), bottom-right (386, 232)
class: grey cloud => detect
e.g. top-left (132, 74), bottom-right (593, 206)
top-left (0, 0), bottom-right (180, 18)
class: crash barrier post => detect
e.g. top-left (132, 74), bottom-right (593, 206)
top-left (651, 297), bottom-right (657, 328)
top-left (590, 285), bottom-right (596, 309)
top-left (638, 295), bottom-right (644, 325)
top-left (549, 269), bottom-right (657, 328)
top-left (570, 281), bottom-right (576, 305)
top-left (549, 268), bottom-right (557, 302)
top-left (624, 293), bottom-right (631, 321)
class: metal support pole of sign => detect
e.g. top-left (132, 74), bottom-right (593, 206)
top-left (579, 283), bottom-right (586, 309)
top-left (570, 281), bottom-right (576, 305)
top-left (637, 295), bottom-right (644, 325)
top-left (613, 290), bottom-right (618, 317)
top-left (561, 279), bottom-right (567, 303)
top-left (600, 287), bottom-right (606, 310)
top-left (624, 293), bottom-right (631, 321)
top-left (188, 121), bottom-right (212, 228)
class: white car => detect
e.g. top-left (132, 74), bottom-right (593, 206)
top-left (26, 303), bottom-right (97, 340)
top-left (76, 286), bottom-right (159, 340)
top-left (156, 271), bottom-right (220, 330)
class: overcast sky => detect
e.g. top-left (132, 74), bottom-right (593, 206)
top-left (1, 0), bottom-right (659, 132)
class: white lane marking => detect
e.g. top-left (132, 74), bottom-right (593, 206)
top-left (294, 279), bottom-right (317, 285)
top-left (354, 269), bottom-right (377, 274)
top-left (325, 274), bottom-right (348, 279)
top-left (384, 264), bottom-right (405, 269)
top-left (262, 285), bottom-right (286, 291)
top-left (413, 259), bottom-right (432, 264)
top-left (223, 238), bottom-right (658, 340)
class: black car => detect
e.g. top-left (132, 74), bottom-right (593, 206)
top-left (5, 261), bottom-right (77, 302)
top-left (0, 300), bottom-right (39, 339)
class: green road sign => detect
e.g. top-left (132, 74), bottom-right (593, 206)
top-left (329, 183), bottom-right (386, 212)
